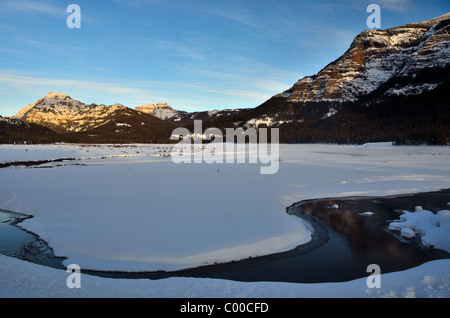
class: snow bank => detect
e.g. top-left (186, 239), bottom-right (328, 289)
top-left (360, 142), bottom-right (393, 147)
top-left (1, 254), bottom-right (449, 298)
top-left (389, 209), bottom-right (450, 252)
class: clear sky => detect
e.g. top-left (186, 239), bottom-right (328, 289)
top-left (0, 0), bottom-right (449, 116)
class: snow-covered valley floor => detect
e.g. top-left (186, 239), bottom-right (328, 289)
top-left (0, 143), bottom-right (449, 298)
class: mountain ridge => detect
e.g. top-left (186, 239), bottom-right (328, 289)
top-left (276, 12), bottom-right (450, 103)
top-left (12, 92), bottom-right (131, 133)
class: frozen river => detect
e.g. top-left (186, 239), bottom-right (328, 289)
top-left (1, 189), bottom-right (448, 283)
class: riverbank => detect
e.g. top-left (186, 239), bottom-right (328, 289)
top-left (1, 189), bottom-right (449, 284)
top-left (1, 253), bottom-right (449, 298)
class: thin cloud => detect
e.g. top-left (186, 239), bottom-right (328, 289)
top-left (197, 2), bottom-right (288, 39)
top-left (358, 0), bottom-right (411, 12)
top-left (378, 0), bottom-right (411, 12)
top-left (0, 0), bottom-right (97, 24)
top-left (0, 72), bottom-right (164, 105)
top-left (0, 0), bottom-right (63, 16)
top-left (0, 71), bottom-right (280, 112)
top-left (14, 35), bottom-right (92, 52)
top-left (183, 84), bottom-right (270, 100)
top-left (147, 38), bottom-right (206, 60)
top-left (174, 54), bottom-right (298, 98)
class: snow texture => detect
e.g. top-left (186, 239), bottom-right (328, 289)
top-left (389, 209), bottom-right (450, 252)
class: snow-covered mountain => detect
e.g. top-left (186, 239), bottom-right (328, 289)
top-left (9, 92), bottom-right (180, 143)
top-left (197, 13), bottom-right (450, 144)
top-left (12, 92), bottom-right (131, 133)
top-left (277, 13), bottom-right (450, 102)
top-left (135, 102), bottom-right (181, 120)
top-left (12, 91), bottom-right (246, 135)
top-left (214, 12), bottom-right (450, 143)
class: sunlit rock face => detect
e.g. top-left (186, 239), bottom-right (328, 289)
top-left (13, 92), bottom-right (129, 133)
top-left (278, 13), bottom-right (450, 103)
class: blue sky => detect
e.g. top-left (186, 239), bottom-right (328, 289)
top-left (0, 0), bottom-right (449, 116)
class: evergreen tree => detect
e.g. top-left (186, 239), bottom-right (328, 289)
top-left (437, 127), bottom-right (447, 146)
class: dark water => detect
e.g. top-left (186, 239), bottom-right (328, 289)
top-left (160, 189), bottom-right (450, 283)
top-left (1, 189), bottom-right (449, 283)
top-left (0, 211), bottom-right (66, 270)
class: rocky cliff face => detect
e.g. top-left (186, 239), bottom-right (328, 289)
top-left (278, 13), bottom-right (450, 102)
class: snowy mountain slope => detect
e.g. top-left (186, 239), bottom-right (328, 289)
top-left (135, 102), bottom-right (182, 120)
top-left (277, 13), bottom-right (450, 103)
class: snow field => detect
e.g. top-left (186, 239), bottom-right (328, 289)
top-left (1, 143), bottom-right (450, 297)
top-left (0, 254), bottom-right (449, 298)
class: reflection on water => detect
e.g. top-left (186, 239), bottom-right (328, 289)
top-left (168, 189), bottom-right (450, 283)
top-left (0, 189), bottom-right (449, 284)
top-left (295, 195), bottom-right (449, 274)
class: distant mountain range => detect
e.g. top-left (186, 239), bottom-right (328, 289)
top-left (2, 13), bottom-right (449, 145)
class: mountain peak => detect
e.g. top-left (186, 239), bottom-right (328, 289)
top-left (136, 102), bottom-right (173, 113)
top-left (277, 12), bottom-right (450, 103)
top-left (45, 92), bottom-right (70, 99)
top-left (11, 93), bottom-right (131, 133)
top-left (135, 102), bottom-right (180, 120)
